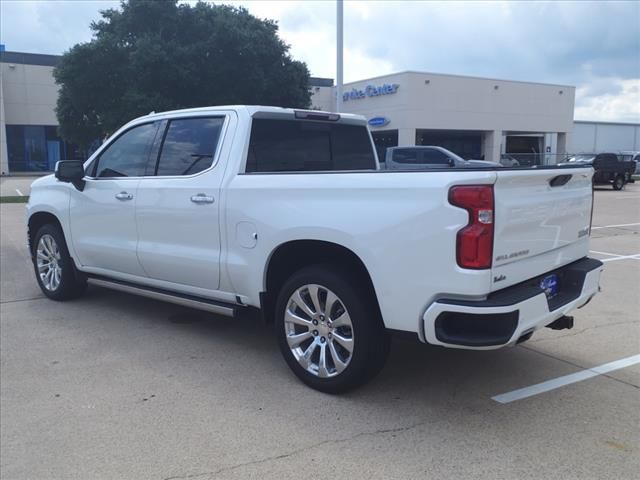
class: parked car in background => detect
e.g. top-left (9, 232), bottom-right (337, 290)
top-left (381, 146), bottom-right (502, 170)
top-left (26, 106), bottom-right (602, 393)
top-left (619, 151), bottom-right (640, 174)
top-left (560, 152), bottom-right (636, 190)
top-left (499, 154), bottom-right (521, 167)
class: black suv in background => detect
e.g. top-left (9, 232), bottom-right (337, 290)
top-left (561, 153), bottom-right (636, 190)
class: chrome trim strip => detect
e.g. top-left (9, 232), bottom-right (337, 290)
top-left (87, 278), bottom-right (236, 316)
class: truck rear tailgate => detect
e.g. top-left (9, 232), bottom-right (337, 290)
top-left (491, 167), bottom-right (593, 291)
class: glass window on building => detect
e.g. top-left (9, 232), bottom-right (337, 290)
top-left (5, 125), bottom-right (81, 172)
top-left (505, 135), bottom-right (543, 166)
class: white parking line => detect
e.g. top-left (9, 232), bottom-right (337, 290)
top-left (601, 254), bottom-right (640, 263)
top-left (591, 223), bottom-right (640, 230)
top-left (589, 250), bottom-right (622, 257)
top-left (15, 189), bottom-right (23, 196)
top-left (492, 354), bottom-right (640, 404)
top-left (590, 250), bottom-right (640, 262)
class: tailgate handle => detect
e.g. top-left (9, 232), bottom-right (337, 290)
top-left (549, 174), bottom-right (572, 187)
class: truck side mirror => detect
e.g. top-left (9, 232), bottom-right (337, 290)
top-left (55, 161), bottom-right (86, 191)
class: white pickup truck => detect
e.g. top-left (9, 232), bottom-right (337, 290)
top-left (26, 106), bottom-right (603, 392)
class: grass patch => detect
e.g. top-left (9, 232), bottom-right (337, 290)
top-left (0, 196), bottom-right (29, 204)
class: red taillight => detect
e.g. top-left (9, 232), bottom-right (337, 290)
top-left (449, 185), bottom-right (494, 269)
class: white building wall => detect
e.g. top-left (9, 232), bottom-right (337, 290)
top-left (1, 62), bottom-right (59, 126)
top-left (310, 85), bottom-right (334, 111)
top-left (312, 71), bottom-right (575, 162)
top-left (570, 121), bottom-right (640, 153)
top-left (314, 71), bottom-right (575, 133)
top-left (1, 61), bottom-right (61, 174)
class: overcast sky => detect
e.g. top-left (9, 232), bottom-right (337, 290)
top-left (1, 0), bottom-right (639, 122)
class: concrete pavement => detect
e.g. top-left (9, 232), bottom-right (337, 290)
top-left (1, 185), bottom-right (638, 480)
top-left (0, 176), bottom-right (40, 198)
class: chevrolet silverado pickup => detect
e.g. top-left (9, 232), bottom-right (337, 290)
top-left (26, 106), bottom-right (603, 392)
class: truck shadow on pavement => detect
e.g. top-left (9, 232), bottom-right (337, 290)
top-left (77, 285), bottom-right (544, 408)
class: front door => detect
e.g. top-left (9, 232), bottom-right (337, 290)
top-left (135, 114), bottom-right (232, 291)
top-left (69, 121), bottom-right (160, 277)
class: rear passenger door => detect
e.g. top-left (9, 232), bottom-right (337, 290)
top-left (135, 113), bottom-right (234, 292)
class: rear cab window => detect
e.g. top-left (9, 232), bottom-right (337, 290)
top-left (246, 117), bottom-right (376, 173)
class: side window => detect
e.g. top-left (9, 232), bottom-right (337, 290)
top-left (593, 155), bottom-right (602, 168)
top-left (597, 154), bottom-right (616, 167)
top-left (423, 149), bottom-right (451, 165)
top-left (246, 118), bottom-right (376, 172)
top-left (155, 117), bottom-right (225, 176)
top-left (94, 123), bottom-right (158, 178)
top-left (392, 149), bottom-right (420, 164)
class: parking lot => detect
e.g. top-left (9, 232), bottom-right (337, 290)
top-left (0, 177), bottom-right (36, 198)
top-left (1, 183), bottom-right (638, 480)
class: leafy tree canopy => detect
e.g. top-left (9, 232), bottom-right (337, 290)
top-left (54, 0), bottom-right (312, 149)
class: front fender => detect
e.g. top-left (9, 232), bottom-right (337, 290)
top-left (26, 178), bottom-right (74, 259)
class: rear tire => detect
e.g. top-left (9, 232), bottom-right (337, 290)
top-left (32, 224), bottom-right (87, 301)
top-left (275, 264), bottom-right (390, 393)
top-left (613, 175), bottom-right (624, 191)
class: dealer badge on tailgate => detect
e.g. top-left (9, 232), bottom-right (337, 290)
top-left (540, 274), bottom-right (559, 299)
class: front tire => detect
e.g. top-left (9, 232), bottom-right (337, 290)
top-left (32, 224), bottom-right (87, 300)
top-left (275, 265), bottom-right (390, 393)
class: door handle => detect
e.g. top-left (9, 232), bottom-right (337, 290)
top-left (190, 193), bottom-right (215, 204)
top-left (115, 191), bottom-right (134, 201)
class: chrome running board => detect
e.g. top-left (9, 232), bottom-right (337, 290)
top-left (87, 277), bottom-right (237, 317)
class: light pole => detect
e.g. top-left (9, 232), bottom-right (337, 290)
top-left (336, 0), bottom-right (343, 112)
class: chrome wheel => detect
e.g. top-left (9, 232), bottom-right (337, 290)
top-left (36, 234), bottom-right (62, 292)
top-left (284, 284), bottom-right (354, 378)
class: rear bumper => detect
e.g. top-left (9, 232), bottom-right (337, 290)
top-left (422, 257), bottom-right (603, 350)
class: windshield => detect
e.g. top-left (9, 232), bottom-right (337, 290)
top-left (567, 155), bottom-right (595, 163)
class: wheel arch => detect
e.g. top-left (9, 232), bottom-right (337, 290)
top-left (262, 240), bottom-right (382, 324)
top-left (27, 211), bottom-right (64, 256)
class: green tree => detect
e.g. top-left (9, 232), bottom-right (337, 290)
top-left (54, 0), bottom-right (311, 150)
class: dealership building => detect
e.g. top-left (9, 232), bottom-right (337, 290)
top-left (0, 50), bottom-right (80, 175)
top-left (312, 71), bottom-right (575, 164)
top-left (1, 49), bottom-right (639, 174)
